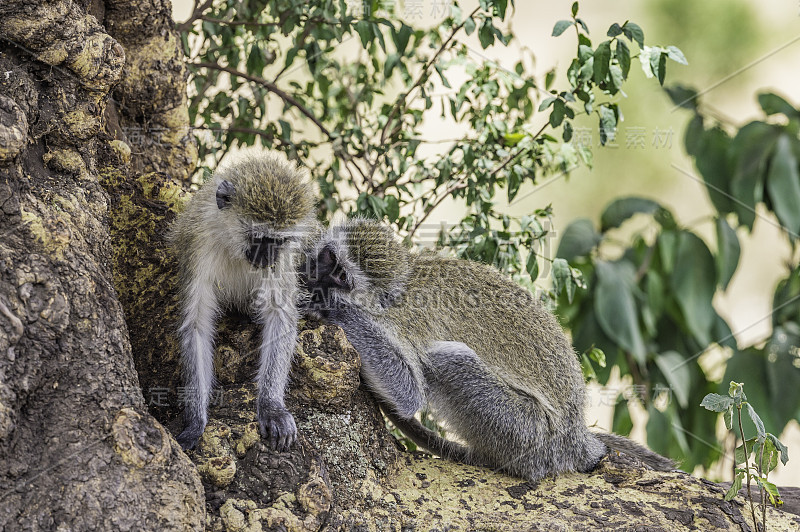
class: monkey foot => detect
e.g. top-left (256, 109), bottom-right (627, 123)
top-left (176, 423), bottom-right (205, 451)
top-left (257, 406), bottom-right (297, 452)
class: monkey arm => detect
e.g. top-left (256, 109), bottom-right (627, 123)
top-left (329, 307), bottom-right (425, 419)
top-left (253, 301), bottom-right (299, 453)
top-left (176, 277), bottom-right (220, 450)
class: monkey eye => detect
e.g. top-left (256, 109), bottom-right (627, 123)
top-left (216, 180), bottom-right (235, 209)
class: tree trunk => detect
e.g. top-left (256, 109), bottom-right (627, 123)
top-left (1, 1), bottom-right (799, 530)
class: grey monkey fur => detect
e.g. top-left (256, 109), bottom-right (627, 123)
top-left (304, 218), bottom-right (675, 481)
top-left (170, 152), bottom-right (316, 451)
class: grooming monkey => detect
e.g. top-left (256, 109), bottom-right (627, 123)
top-left (303, 219), bottom-right (674, 481)
top-left (171, 153), bottom-right (315, 451)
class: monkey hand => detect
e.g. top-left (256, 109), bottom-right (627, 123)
top-left (176, 422), bottom-right (205, 451)
top-left (257, 402), bottom-right (297, 452)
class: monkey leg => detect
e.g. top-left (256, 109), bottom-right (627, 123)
top-left (254, 306), bottom-right (298, 452)
top-left (423, 341), bottom-right (604, 481)
top-left (176, 280), bottom-right (220, 450)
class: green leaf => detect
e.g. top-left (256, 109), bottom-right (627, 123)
top-left (756, 478), bottom-right (782, 506)
top-left (571, 2), bottom-right (579, 16)
top-left (755, 437), bottom-right (779, 473)
top-left (545, 69), bottom-right (556, 90)
top-left (552, 257), bottom-right (571, 299)
top-left (557, 218), bottom-right (601, 262)
top-left (724, 472), bottom-right (743, 501)
top-left (549, 100), bottom-right (566, 127)
top-left (665, 84), bottom-right (698, 110)
top-left (715, 217), bottom-right (740, 290)
top-left (645, 404), bottom-right (671, 456)
top-left (355, 21), bottom-right (372, 48)
top-left (724, 407), bottom-right (733, 430)
top-left (616, 39), bottom-right (630, 78)
top-left (766, 433), bottom-right (789, 466)
top-left (246, 45), bottom-right (266, 74)
top-left (479, 19), bottom-right (495, 48)
top-left (608, 64), bottom-right (623, 92)
top-left (622, 22), bottom-right (644, 47)
top-left (692, 125), bottom-right (735, 214)
top-left (385, 195), bottom-right (400, 222)
top-left (612, 400), bottom-right (633, 436)
top-left (600, 197), bottom-right (661, 231)
top-left (464, 16), bottom-right (476, 35)
top-left (594, 260), bottom-right (647, 364)
top-left (757, 92), bottom-right (798, 118)
top-left (526, 251), bottom-right (539, 280)
top-left (593, 40), bottom-right (612, 84)
top-left (598, 105), bottom-right (616, 145)
top-left (670, 231), bottom-right (716, 345)
top-left (606, 23), bottom-right (623, 38)
top-left (552, 19), bottom-right (574, 37)
top-left (729, 121), bottom-right (780, 230)
top-left (652, 50), bottom-right (667, 85)
top-left (745, 403), bottom-right (766, 439)
top-left (765, 134), bottom-right (800, 236)
top-left (538, 96), bottom-right (557, 112)
top-left (734, 438), bottom-right (754, 465)
top-left (700, 393), bottom-right (734, 413)
top-left (665, 45), bottom-right (688, 65)
top-left (392, 24), bottom-right (413, 54)
top-left (654, 351), bottom-right (690, 408)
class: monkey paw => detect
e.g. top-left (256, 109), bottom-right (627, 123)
top-left (257, 405), bottom-right (297, 452)
top-left (176, 423), bottom-right (205, 451)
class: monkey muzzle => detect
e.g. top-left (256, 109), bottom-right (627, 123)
top-left (246, 235), bottom-right (285, 269)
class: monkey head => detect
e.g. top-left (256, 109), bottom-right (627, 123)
top-left (211, 154), bottom-right (315, 270)
top-left (306, 218), bottom-right (410, 313)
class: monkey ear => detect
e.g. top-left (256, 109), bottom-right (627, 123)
top-left (216, 180), bottom-right (235, 209)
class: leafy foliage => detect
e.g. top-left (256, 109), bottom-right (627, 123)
top-left (555, 197), bottom-right (730, 469)
top-left (702, 382), bottom-right (789, 528)
top-left (669, 87), bottom-right (800, 440)
top-left (181, 0), bottom-right (683, 280)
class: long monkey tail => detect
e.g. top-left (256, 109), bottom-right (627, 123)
top-left (380, 403), bottom-right (471, 463)
top-left (594, 432), bottom-right (677, 471)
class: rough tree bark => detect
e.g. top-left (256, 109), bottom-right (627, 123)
top-left (0, 0), bottom-right (202, 530)
top-left (1, 1), bottom-right (799, 531)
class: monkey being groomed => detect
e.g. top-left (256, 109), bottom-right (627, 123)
top-left (170, 152), bottom-right (316, 451)
top-left (302, 218), bottom-right (675, 482)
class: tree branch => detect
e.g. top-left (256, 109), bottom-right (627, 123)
top-left (198, 16), bottom-right (279, 28)
top-left (408, 178), bottom-right (469, 238)
top-left (379, 7), bottom-right (481, 147)
top-left (176, 0), bottom-right (215, 33)
top-left (193, 62), bottom-right (333, 140)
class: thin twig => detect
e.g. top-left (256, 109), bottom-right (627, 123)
top-left (407, 178), bottom-right (469, 238)
top-left (176, 0), bottom-right (215, 32)
top-left (193, 62), bottom-right (333, 139)
top-left (738, 406), bottom-right (759, 528)
top-left (199, 16), bottom-right (279, 27)
top-left (379, 7), bottom-right (481, 146)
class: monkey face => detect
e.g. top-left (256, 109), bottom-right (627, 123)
top-left (245, 232), bottom-right (286, 269)
top-left (309, 246), bottom-right (352, 291)
top-left (303, 245), bottom-right (353, 316)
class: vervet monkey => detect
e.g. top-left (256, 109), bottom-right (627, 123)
top-left (170, 153), bottom-right (315, 451)
top-left (303, 219), bottom-right (674, 481)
